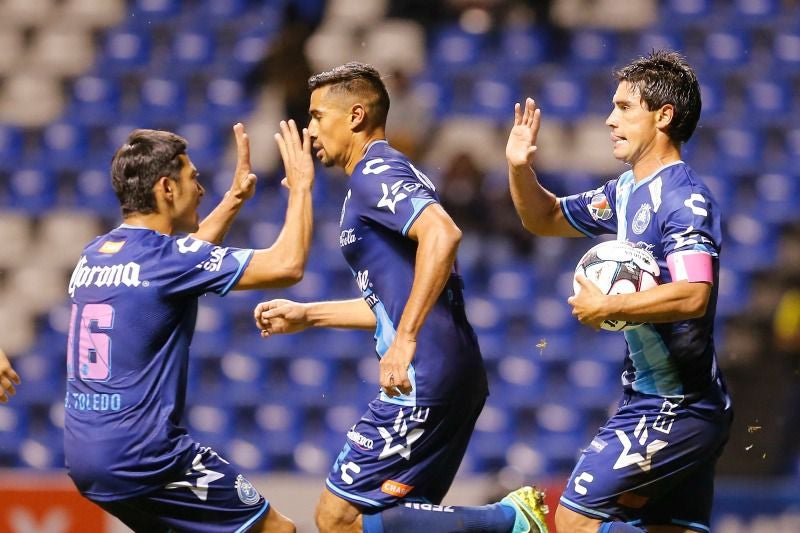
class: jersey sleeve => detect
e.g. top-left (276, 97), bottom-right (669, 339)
top-left (558, 179), bottom-right (618, 237)
top-left (156, 236), bottom-right (254, 297)
top-left (354, 157), bottom-right (438, 235)
top-left (660, 185), bottom-right (720, 259)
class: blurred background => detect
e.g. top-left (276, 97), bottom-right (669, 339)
top-left (0, 0), bottom-right (798, 531)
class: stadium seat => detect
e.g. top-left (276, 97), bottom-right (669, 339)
top-left (713, 127), bottom-right (765, 175)
top-left (697, 76), bottom-right (727, 127)
top-left (491, 355), bottom-right (552, 407)
top-left (0, 73), bottom-right (64, 127)
top-left (74, 167), bottom-right (120, 215)
top-left (218, 351), bottom-right (270, 406)
top-left (68, 75), bottom-right (123, 126)
top-left (468, 77), bottom-right (520, 122)
top-left (57, 0), bottom-right (125, 29)
top-left (99, 30), bottom-right (152, 74)
top-left (772, 31), bottom-right (800, 73)
top-left (565, 359), bottom-right (621, 407)
top-left (167, 31), bottom-right (217, 76)
top-left (754, 172), bottom-right (798, 224)
top-left (496, 27), bottom-right (550, 74)
top-left (34, 210), bottom-right (103, 268)
top-left (743, 79), bottom-right (792, 126)
top-left (131, 0), bottom-right (182, 26)
top-left (660, 0), bottom-right (715, 26)
top-left (724, 214), bottom-right (779, 272)
top-left (39, 122), bottom-right (90, 171)
top-left (568, 30), bottom-right (619, 73)
top-left (204, 78), bottom-right (253, 124)
top-left (702, 31), bottom-right (752, 73)
top-left (185, 404), bottom-right (236, 451)
top-left (7, 167), bottom-right (57, 214)
top-left (427, 25), bottom-right (487, 76)
top-left (0, 124), bottom-right (24, 172)
top-left (716, 266), bottom-right (751, 318)
top-left (635, 29), bottom-right (684, 57)
top-left (0, 28), bottom-right (25, 76)
top-left (27, 26), bottom-right (95, 77)
top-left (196, 0), bottom-right (249, 27)
top-left (0, 406), bottom-right (29, 457)
top-left (135, 77), bottom-right (188, 125)
top-left (175, 122), bottom-right (223, 171)
top-left (536, 75), bottom-right (589, 121)
top-left (0, 0), bottom-right (57, 27)
top-left (728, 0), bottom-right (781, 27)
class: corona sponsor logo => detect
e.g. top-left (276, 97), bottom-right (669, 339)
top-left (68, 256), bottom-right (142, 297)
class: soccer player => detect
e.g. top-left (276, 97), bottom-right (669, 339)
top-left (64, 120), bottom-right (313, 533)
top-left (0, 348), bottom-right (20, 403)
top-left (505, 50), bottom-right (733, 533)
top-left (254, 62), bottom-right (548, 533)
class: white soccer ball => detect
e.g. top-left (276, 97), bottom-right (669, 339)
top-left (573, 240), bottom-right (660, 331)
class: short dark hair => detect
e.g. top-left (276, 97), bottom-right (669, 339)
top-left (615, 50), bottom-right (701, 144)
top-left (308, 62), bottom-right (390, 129)
top-left (110, 129), bottom-right (187, 216)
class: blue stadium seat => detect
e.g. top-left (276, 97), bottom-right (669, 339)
top-left (185, 404), bottom-right (235, 451)
top-left (568, 30), bottom-right (618, 73)
top-left (702, 31), bottom-right (752, 73)
top-left (660, 0), bottom-right (715, 26)
top-left (754, 172), bottom-right (798, 224)
top-left (428, 25), bottom-right (487, 75)
top-left (716, 266), bottom-right (751, 318)
top-left (728, 0), bottom-right (781, 27)
top-left (635, 30), bottom-right (684, 57)
top-left (7, 168), bottom-right (57, 214)
top-left (197, 0), bottom-right (248, 25)
top-left (565, 359), bottom-right (621, 407)
top-left (469, 77), bottom-right (519, 122)
top-left (697, 77), bottom-right (727, 127)
top-left (743, 79), bottom-right (792, 126)
top-left (0, 124), bottom-right (24, 172)
top-left (68, 75), bottom-right (122, 126)
top-left (218, 351), bottom-right (270, 406)
top-left (286, 357), bottom-right (340, 406)
top-left (74, 167), bottom-right (119, 215)
top-left (204, 78), bottom-right (253, 124)
top-left (132, 0), bottom-right (182, 25)
top-left (713, 127), bottom-right (764, 175)
top-left (497, 27), bottom-right (550, 73)
top-left (99, 30), bottom-right (152, 74)
top-left (537, 75), bottom-right (588, 121)
top-left (724, 214), bottom-right (779, 272)
top-left (192, 300), bottom-right (233, 359)
top-left (772, 31), bottom-right (800, 73)
top-left (491, 355), bottom-right (552, 407)
top-left (167, 31), bottom-right (217, 75)
top-left (39, 122), bottom-right (90, 171)
top-left (224, 30), bottom-right (276, 77)
top-left (0, 405), bottom-right (28, 455)
top-left (136, 77), bottom-right (188, 124)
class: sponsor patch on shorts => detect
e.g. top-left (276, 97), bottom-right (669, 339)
top-left (381, 479), bottom-right (413, 498)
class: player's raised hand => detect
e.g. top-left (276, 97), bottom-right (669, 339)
top-left (229, 122), bottom-right (258, 201)
top-left (506, 98), bottom-right (541, 168)
top-left (0, 349), bottom-right (20, 403)
top-left (274, 120), bottom-right (314, 191)
top-left (568, 275), bottom-right (607, 329)
top-left (254, 299), bottom-right (312, 337)
top-left (379, 336), bottom-right (415, 398)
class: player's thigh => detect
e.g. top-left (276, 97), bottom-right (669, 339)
top-left (249, 505), bottom-right (296, 533)
top-left (555, 504), bottom-right (602, 533)
top-left (315, 488), bottom-right (362, 533)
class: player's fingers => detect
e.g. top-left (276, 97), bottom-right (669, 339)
top-left (274, 132), bottom-right (289, 171)
top-left (531, 108), bottom-right (542, 134)
top-left (3, 367), bottom-right (20, 385)
top-left (287, 119), bottom-right (301, 152)
top-left (301, 128), bottom-right (311, 154)
top-left (281, 177), bottom-right (289, 189)
top-left (0, 376), bottom-right (15, 398)
top-left (513, 102), bottom-right (521, 125)
top-left (279, 121), bottom-right (295, 166)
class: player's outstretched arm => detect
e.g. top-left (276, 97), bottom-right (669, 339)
top-left (0, 349), bottom-right (21, 403)
top-left (254, 298), bottom-right (376, 337)
top-left (193, 123), bottom-right (258, 245)
top-left (236, 120), bottom-right (315, 289)
top-left (379, 204), bottom-right (461, 397)
top-left (506, 98), bottom-right (581, 238)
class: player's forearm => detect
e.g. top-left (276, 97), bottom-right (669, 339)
top-left (193, 191), bottom-right (247, 244)
top-left (395, 224), bottom-right (460, 340)
top-left (305, 299), bottom-right (376, 329)
top-left (508, 164), bottom-right (574, 237)
top-left (606, 280), bottom-right (711, 323)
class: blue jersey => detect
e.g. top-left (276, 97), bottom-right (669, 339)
top-left (64, 225), bottom-right (253, 500)
top-left (561, 161), bottom-right (725, 397)
top-left (340, 141), bottom-right (487, 406)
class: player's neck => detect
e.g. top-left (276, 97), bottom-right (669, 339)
top-left (122, 213), bottom-right (174, 235)
top-left (344, 131), bottom-right (386, 175)
top-left (631, 144), bottom-right (681, 182)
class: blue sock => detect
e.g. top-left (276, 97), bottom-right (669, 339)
top-left (362, 501), bottom-right (516, 533)
top-left (598, 522), bottom-right (645, 532)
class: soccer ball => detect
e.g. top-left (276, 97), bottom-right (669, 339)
top-left (573, 240), bottom-right (660, 331)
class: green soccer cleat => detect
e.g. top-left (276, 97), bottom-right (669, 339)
top-left (501, 485), bottom-right (549, 533)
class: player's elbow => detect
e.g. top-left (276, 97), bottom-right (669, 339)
top-left (272, 263), bottom-right (305, 287)
top-left (683, 285), bottom-right (710, 318)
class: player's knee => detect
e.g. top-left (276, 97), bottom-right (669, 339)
top-left (314, 501), bottom-right (358, 533)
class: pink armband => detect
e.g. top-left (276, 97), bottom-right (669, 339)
top-left (667, 251), bottom-right (713, 283)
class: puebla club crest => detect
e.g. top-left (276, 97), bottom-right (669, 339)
top-left (632, 203), bottom-right (652, 234)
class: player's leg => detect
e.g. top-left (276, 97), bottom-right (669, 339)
top-left (315, 487), bottom-right (363, 533)
top-left (250, 505), bottom-right (297, 533)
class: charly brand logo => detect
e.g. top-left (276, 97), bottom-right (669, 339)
top-left (377, 180), bottom-right (408, 214)
top-left (235, 474), bottom-right (261, 505)
top-left (340, 228), bottom-right (356, 247)
top-left (68, 256), bottom-right (142, 297)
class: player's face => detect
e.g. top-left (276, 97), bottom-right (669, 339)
top-left (308, 86), bottom-right (354, 169)
top-left (172, 155), bottom-right (204, 233)
top-left (605, 81), bottom-right (659, 166)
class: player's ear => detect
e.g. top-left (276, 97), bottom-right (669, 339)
top-left (656, 103), bottom-right (674, 130)
top-left (156, 176), bottom-right (174, 200)
top-left (350, 103), bottom-right (367, 132)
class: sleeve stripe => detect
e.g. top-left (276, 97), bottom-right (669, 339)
top-left (402, 198), bottom-right (435, 235)
top-left (559, 197), bottom-right (595, 237)
top-left (220, 249), bottom-right (255, 296)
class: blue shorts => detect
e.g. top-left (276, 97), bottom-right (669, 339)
top-left (326, 393), bottom-right (486, 509)
top-left (560, 387), bottom-right (732, 532)
top-left (94, 446), bottom-right (269, 533)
